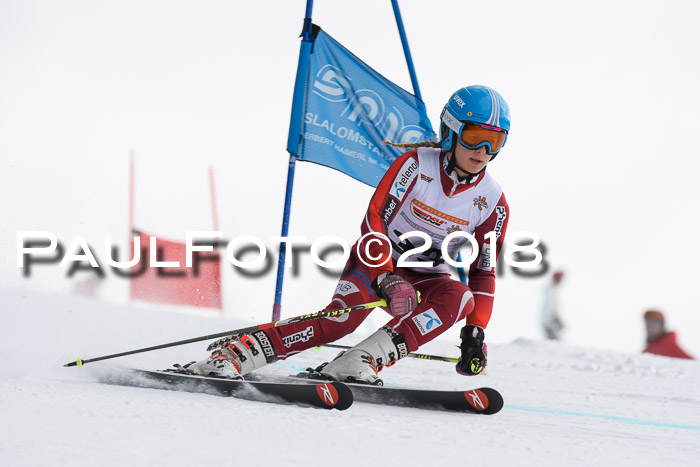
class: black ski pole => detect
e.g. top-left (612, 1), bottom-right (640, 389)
top-left (317, 343), bottom-right (459, 363)
top-left (64, 298), bottom-right (387, 368)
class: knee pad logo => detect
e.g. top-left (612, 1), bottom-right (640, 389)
top-left (411, 308), bottom-right (443, 336)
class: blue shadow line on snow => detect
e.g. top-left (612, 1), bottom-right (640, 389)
top-left (505, 405), bottom-right (700, 431)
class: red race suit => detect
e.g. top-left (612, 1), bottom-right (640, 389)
top-left (266, 147), bottom-right (509, 358)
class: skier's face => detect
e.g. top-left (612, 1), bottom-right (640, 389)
top-left (452, 143), bottom-right (490, 176)
top-left (645, 319), bottom-right (664, 341)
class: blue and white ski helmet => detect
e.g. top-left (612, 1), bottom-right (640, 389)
top-left (440, 85), bottom-right (511, 157)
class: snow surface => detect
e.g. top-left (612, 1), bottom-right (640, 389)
top-left (2, 287), bottom-right (699, 467)
top-left (2, 2), bottom-right (700, 464)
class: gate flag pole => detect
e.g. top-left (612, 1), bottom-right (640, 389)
top-left (391, 0), bottom-right (468, 285)
top-left (272, 0), bottom-right (315, 321)
top-left (390, 0), bottom-right (424, 102)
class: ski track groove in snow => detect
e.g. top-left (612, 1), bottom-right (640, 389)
top-left (1, 287), bottom-right (699, 466)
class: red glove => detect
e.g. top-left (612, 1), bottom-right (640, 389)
top-left (372, 272), bottom-right (418, 317)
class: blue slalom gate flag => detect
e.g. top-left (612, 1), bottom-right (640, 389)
top-left (288, 26), bottom-right (436, 188)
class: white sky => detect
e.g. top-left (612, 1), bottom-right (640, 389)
top-left (1, 0), bottom-right (699, 356)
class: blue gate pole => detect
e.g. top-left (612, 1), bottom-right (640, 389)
top-left (391, 0), bottom-right (468, 285)
top-left (272, 0), bottom-right (315, 321)
top-left (391, 0), bottom-right (424, 102)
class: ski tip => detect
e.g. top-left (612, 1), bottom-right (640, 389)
top-left (315, 382), bottom-right (354, 410)
top-left (464, 388), bottom-right (504, 415)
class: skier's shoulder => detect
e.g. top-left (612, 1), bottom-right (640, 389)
top-left (470, 170), bottom-right (508, 229)
top-left (415, 145), bottom-right (442, 160)
top-left (392, 146), bottom-right (442, 167)
top-left (386, 149), bottom-right (422, 178)
top-left (478, 170), bottom-right (506, 202)
top-left (393, 148), bottom-right (420, 164)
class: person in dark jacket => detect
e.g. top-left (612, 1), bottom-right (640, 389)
top-left (643, 310), bottom-right (694, 359)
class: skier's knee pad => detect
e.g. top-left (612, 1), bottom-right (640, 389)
top-left (397, 284), bottom-right (475, 349)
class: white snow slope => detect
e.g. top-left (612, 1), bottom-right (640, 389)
top-left (1, 287), bottom-right (699, 467)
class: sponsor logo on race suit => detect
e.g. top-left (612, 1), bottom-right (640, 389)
top-left (334, 280), bottom-right (360, 297)
top-left (412, 308), bottom-right (443, 336)
top-left (493, 206), bottom-right (506, 237)
top-left (477, 205), bottom-right (507, 271)
top-left (409, 199), bottom-right (470, 231)
top-left (383, 197), bottom-right (398, 224)
top-left (393, 159), bottom-right (419, 201)
top-left (473, 196), bottom-right (488, 211)
top-left (411, 204), bottom-right (445, 228)
top-left (283, 326), bottom-right (315, 348)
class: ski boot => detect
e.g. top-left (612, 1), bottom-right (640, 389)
top-left (300, 326), bottom-right (408, 385)
top-left (190, 331), bottom-right (278, 379)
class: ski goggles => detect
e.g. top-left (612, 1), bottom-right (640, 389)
top-left (457, 122), bottom-right (507, 155)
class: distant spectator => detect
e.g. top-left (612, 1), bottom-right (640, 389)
top-left (541, 270), bottom-right (565, 340)
top-left (643, 310), bottom-right (694, 359)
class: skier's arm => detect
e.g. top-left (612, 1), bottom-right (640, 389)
top-left (466, 192), bottom-right (509, 329)
top-left (359, 150), bottom-right (420, 281)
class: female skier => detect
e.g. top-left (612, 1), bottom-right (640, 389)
top-left (192, 85), bottom-right (511, 383)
